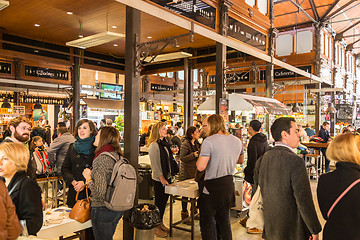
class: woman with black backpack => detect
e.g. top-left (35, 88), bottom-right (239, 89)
top-left (82, 126), bottom-right (124, 240)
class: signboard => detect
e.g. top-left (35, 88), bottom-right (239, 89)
top-left (260, 65), bottom-right (312, 80)
top-left (0, 62), bottom-right (11, 74)
top-left (228, 17), bottom-right (267, 51)
top-left (13, 106), bottom-right (25, 115)
top-left (151, 83), bottom-right (173, 91)
top-left (208, 72), bottom-right (250, 85)
top-left (25, 66), bottom-right (69, 80)
top-left (150, 0), bottom-right (216, 29)
top-left (100, 83), bottom-right (123, 100)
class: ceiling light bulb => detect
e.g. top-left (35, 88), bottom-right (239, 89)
top-left (79, 35), bottom-right (83, 38)
top-left (147, 36), bottom-right (152, 39)
top-left (67, 12), bottom-right (73, 15)
top-left (112, 26), bottom-right (117, 29)
top-left (34, 24), bottom-right (40, 27)
top-left (113, 44), bottom-right (118, 46)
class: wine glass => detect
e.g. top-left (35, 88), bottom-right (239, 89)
top-left (171, 145), bottom-right (179, 155)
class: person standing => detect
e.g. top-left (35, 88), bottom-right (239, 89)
top-left (179, 126), bottom-right (201, 223)
top-left (2, 117), bottom-right (36, 180)
top-left (147, 121), bottom-right (179, 238)
top-left (318, 121), bottom-right (332, 172)
top-left (240, 120), bottom-right (268, 232)
top-left (52, 122), bottom-right (67, 141)
top-left (61, 119), bottom-right (97, 208)
top-left (0, 143), bottom-right (43, 236)
top-left (317, 133), bottom-right (360, 240)
top-left (83, 127), bottom-right (124, 240)
top-left (254, 117), bottom-right (321, 240)
top-left (197, 114), bottom-right (244, 240)
top-left (304, 124), bottom-right (315, 137)
top-left (174, 122), bottom-right (184, 136)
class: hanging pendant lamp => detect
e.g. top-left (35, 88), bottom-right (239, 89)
top-left (1, 97), bottom-right (11, 108)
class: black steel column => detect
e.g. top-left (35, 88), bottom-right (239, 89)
top-left (314, 25), bottom-right (322, 134)
top-left (184, 58), bottom-right (193, 130)
top-left (123, 6), bottom-right (140, 240)
top-left (215, 43), bottom-right (226, 114)
top-left (72, 48), bottom-right (81, 132)
top-left (330, 41), bottom-right (337, 136)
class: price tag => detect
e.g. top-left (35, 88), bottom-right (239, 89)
top-left (13, 106), bottom-right (25, 115)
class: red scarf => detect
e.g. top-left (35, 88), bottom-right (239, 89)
top-left (95, 144), bottom-right (115, 158)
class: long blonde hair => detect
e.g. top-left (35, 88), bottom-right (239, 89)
top-left (146, 122), bottom-right (166, 147)
top-left (326, 133), bottom-right (360, 165)
top-left (207, 114), bottom-right (227, 137)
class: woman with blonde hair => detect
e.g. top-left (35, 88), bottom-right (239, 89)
top-left (317, 133), bottom-right (360, 240)
top-left (0, 142), bottom-right (42, 236)
top-left (196, 114), bottom-right (244, 240)
top-left (147, 121), bottom-right (178, 238)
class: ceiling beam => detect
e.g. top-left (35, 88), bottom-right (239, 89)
top-left (277, 21), bottom-right (313, 31)
top-left (320, 0), bottom-right (341, 21)
top-left (274, 0), bottom-right (290, 4)
top-left (289, 0), bottom-right (318, 24)
top-left (336, 20), bottom-right (360, 40)
top-left (330, 2), bottom-right (360, 20)
top-left (275, 4), bottom-right (332, 17)
top-left (308, 0), bottom-right (320, 21)
top-left (346, 38), bottom-right (360, 51)
top-left (322, 0), bottom-right (357, 21)
top-left (343, 33), bottom-right (360, 38)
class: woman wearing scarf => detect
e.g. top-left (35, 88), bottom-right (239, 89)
top-left (147, 121), bottom-right (179, 238)
top-left (83, 126), bottom-right (124, 240)
top-left (61, 119), bottom-right (97, 208)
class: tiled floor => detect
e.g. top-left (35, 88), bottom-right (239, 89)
top-left (113, 180), bottom-right (325, 240)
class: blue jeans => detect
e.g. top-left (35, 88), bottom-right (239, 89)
top-left (91, 206), bottom-right (123, 240)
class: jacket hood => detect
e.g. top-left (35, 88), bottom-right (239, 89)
top-left (251, 132), bottom-right (268, 142)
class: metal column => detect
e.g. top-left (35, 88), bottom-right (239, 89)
top-left (215, 43), bottom-right (226, 114)
top-left (123, 6), bottom-right (140, 240)
top-left (72, 48), bottom-right (81, 132)
top-left (314, 26), bottom-right (322, 134)
top-left (184, 58), bottom-right (193, 130)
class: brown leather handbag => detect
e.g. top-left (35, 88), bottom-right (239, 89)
top-left (69, 184), bottom-right (91, 223)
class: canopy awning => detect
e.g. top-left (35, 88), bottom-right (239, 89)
top-left (82, 98), bottom-right (124, 110)
top-left (198, 93), bottom-right (291, 115)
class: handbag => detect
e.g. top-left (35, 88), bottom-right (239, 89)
top-left (69, 184), bottom-right (91, 223)
top-left (246, 185), bottom-right (264, 230)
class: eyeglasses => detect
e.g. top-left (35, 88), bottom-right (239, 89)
top-left (17, 126), bottom-right (32, 132)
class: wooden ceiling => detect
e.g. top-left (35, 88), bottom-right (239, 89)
top-left (0, 0), bottom-right (215, 57)
top-left (274, 0), bottom-right (360, 53)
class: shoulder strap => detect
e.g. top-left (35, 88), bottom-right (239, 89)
top-left (327, 179), bottom-right (360, 218)
top-left (8, 177), bottom-right (27, 196)
top-left (99, 152), bottom-right (128, 163)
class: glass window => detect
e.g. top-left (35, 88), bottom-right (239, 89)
top-left (258, 0), bottom-right (268, 15)
top-left (245, 0), bottom-right (255, 7)
top-left (295, 30), bottom-right (313, 54)
top-left (276, 34), bottom-right (293, 56)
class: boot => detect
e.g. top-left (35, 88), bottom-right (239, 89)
top-left (239, 215), bottom-right (248, 227)
top-left (181, 211), bottom-right (191, 225)
top-left (160, 223), bottom-right (170, 233)
top-left (155, 226), bottom-right (167, 238)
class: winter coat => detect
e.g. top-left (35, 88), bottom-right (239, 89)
top-left (318, 126), bottom-right (330, 143)
top-left (48, 133), bottom-right (75, 175)
top-left (317, 162), bottom-right (360, 240)
top-left (7, 171), bottom-right (43, 236)
top-left (254, 146), bottom-right (321, 240)
top-left (61, 143), bottom-right (95, 208)
top-left (244, 132), bottom-right (268, 184)
top-left (0, 180), bottom-right (22, 240)
top-left (179, 138), bottom-right (200, 181)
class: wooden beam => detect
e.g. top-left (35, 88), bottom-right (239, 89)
top-left (309, 0), bottom-right (320, 21)
top-left (289, 0), bottom-right (318, 24)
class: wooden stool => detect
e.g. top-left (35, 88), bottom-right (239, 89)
top-left (305, 154), bottom-right (322, 180)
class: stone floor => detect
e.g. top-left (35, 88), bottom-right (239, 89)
top-left (113, 180), bottom-right (326, 240)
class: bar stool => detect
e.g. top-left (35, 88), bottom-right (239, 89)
top-left (305, 153), bottom-right (322, 180)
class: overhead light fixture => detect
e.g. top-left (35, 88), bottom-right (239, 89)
top-left (79, 35), bottom-right (83, 38)
top-left (147, 36), bottom-right (152, 39)
top-left (1, 97), bottom-right (11, 108)
top-left (34, 24), bottom-right (40, 27)
top-left (34, 101), bottom-right (43, 110)
top-left (112, 26), bottom-right (117, 29)
top-left (113, 44), bottom-right (118, 47)
top-left (66, 31), bottom-right (125, 49)
top-left (327, 102), bottom-right (336, 113)
top-left (292, 102), bottom-right (300, 113)
top-left (0, 0), bottom-right (9, 11)
top-left (67, 11), bottom-right (73, 15)
top-left (143, 51), bottom-right (192, 63)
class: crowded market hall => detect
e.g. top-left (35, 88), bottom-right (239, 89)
top-left (1, 0), bottom-right (360, 239)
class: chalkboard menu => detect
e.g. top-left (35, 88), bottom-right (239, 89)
top-left (260, 65), bottom-right (312, 80)
top-left (25, 66), bottom-right (69, 80)
top-left (151, 83), bottom-right (174, 91)
top-left (0, 62), bottom-right (11, 74)
top-left (150, 0), bottom-right (216, 29)
top-left (228, 17), bottom-right (267, 51)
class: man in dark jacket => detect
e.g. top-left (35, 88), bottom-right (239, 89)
top-left (318, 121), bottom-right (332, 172)
top-left (240, 120), bottom-right (268, 232)
top-left (254, 117), bottom-right (321, 240)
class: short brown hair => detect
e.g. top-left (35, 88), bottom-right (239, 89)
top-left (207, 114), bottom-right (227, 137)
top-left (0, 142), bottom-right (30, 171)
top-left (95, 126), bottom-right (122, 155)
top-left (8, 117), bottom-right (32, 133)
top-left (58, 126), bottom-right (68, 135)
top-left (74, 119), bottom-right (97, 138)
top-left (326, 133), bottom-right (360, 165)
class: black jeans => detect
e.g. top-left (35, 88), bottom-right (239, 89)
top-left (153, 179), bottom-right (170, 220)
top-left (199, 193), bottom-right (232, 240)
top-left (320, 148), bottom-right (330, 172)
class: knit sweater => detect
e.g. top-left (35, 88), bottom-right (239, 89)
top-left (88, 151), bottom-right (118, 207)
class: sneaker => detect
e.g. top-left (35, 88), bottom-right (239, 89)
top-left (239, 216), bottom-right (248, 227)
top-left (247, 228), bottom-right (263, 234)
top-left (57, 189), bottom-right (63, 197)
top-left (160, 223), bottom-right (170, 233)
top-left (155, 226), bottom-right (167, 238)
